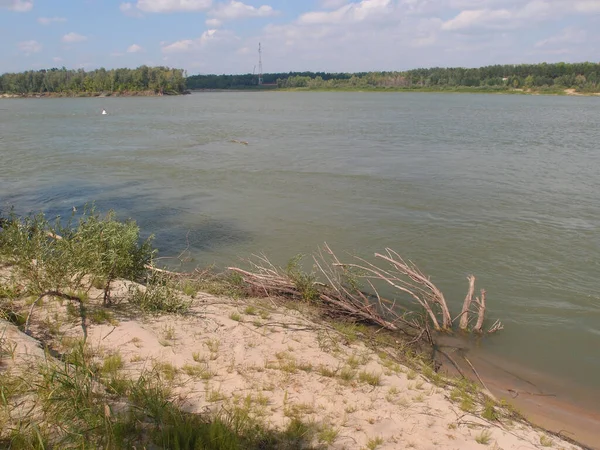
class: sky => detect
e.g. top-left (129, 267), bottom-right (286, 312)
top-left (1, 0), bottom-right (599, 75)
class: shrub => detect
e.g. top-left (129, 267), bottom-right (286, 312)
top-left (129, 272), bottom-right (191, 314)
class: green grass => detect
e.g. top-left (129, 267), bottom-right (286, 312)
top-left (366, 436), bottom-right (384, 449)
top-left (540, 434), bottom-right (553, 447)
top-left (332, 321), bottom-right (367, 344)
top-left (205, 339), bottom-right (220, 353)
top-left (346, 354), bottom-right (361, 369)
top-left (339, 366), bottom-right (355, 382)
top-left (206, 388), bottom-right (226, 403)
top-left (154, 361), bottom-right (179, 381)
top-left (317, 365), bottom-right (337, 378)
top-left (101, 353), bottom-right (123, 375)
top-left (358, 370), bottom-right (382, 387)
top-left (180, 280), bottom-right (198, 297)
top-left (183, 363), bottom-right (214, 380)
top-left (285, 254), bottom-right (320, 302)
top-left (318, 424), bottom-right (339, 445)
top-left (283, 418), bottom-right (317, 445)
top-left (130, 273), bottom-right (191, 314)
top-left (229, 311), bottom-right (242, 322)
top-left (482, 399), bottom-right (498, 421)
top-left (475, 429), bottom-right (492, 445)
top-left (1, 205), bottom-right (154, 309)
top-left (88, 307), bottom-right (116, 324)
top-left (449, 378), bottom-right (479, 413)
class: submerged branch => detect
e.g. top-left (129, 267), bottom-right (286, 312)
top-left (228, 243), bottom-right (503, 346)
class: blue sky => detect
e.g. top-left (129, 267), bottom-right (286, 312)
top-left (1, 0), bottom-right (599, 75)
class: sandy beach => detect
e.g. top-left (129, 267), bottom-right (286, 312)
top-left (2, 273), bottom-right (595, 450)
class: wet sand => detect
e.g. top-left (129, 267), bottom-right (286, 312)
top-left (438, 344), bottom-right (600, 449)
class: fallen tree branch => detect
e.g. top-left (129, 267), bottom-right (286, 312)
top-left (458, 275), bottom-right (475, 330)
top-left (228, 243), bottom-right (503, 346)
top-left (473, 289), bottom-right (487, 333)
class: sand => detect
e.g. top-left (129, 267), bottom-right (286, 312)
top-left (2, 277), bottom-right (590, 450)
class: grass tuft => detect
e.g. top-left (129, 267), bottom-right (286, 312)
top-left (358, 370), bottom-right (382, 387)
top-left (130, 273), bottom-right (191, 314)
top-left (475, 429), bottom-right (492, 445)
top-left (366, 436), bottom-right (384, 449)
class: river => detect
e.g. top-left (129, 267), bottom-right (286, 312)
top-left (1, 91), bottom-right (599, 417)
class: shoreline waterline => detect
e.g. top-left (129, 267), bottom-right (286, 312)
top-left (437, 337), bottom-right (600, 448)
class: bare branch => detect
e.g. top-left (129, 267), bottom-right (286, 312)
top-left (458, 275), bottom-right (475, 330)
top-left (473, 289), bottom-right (487, 333)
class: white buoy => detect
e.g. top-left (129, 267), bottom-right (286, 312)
top-left (102, 109), bottom-right (107, 115)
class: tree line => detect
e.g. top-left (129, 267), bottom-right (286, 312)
top-left (0, 66), bottom-right (187, 95)
top-left (185, 71), bottom-right (365, 89)
top-left (187, 62), bottom-right (600, 92)
top-left (4, 62), bottom-right (600, 94)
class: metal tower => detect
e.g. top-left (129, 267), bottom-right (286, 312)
top-left (258, 43), bottom-right (263, 85)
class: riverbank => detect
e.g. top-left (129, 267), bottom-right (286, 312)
top-left (0, 210), bottom-right (598, 449)
top-left (0, 90), bottom-right (190, 99)
top-left (185, 86), bottom-right (600, 96)
top-left (277, 86), bottom-right (600, 96)
top-left (1, 269), bottom-right (594, 449)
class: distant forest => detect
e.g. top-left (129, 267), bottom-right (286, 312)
top-left (3, 62), bottom-right (600, 95)
top-left (186, 62), bottom-right (600, 92)
top-left (0, 66), bottom-right (186, 95)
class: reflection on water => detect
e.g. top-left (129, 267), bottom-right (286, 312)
top-left (1, 92), bottom-right (599, 410)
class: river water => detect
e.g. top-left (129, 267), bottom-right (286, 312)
top-left (1, 92), bottom-right (599, 411)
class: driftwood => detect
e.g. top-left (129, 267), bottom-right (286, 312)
top-left (228, 244), bottom-right (503, 339)
top-left (459, 275), bottom-right (475, 331)
top-left (228, 246), bottom-right (417, 334)
top-left (473, 289), bottom-right (487, 333)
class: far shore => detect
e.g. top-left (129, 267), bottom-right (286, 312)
top-left (0, 90), bottom-right (190, 99)
top-left (274, 86), bottom-right (600, 96)
top-left (4, 87), bottom-right (600, 98)
top-left (186, 87), bottom-right (600, 96)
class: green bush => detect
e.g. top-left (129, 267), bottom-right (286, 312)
top-left (129, 272), bottom-right (191, 314)
top-left (0, 205), bottom-right (154, 305)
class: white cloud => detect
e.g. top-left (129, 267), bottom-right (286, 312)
top-left (17, 40), bottom-right (42, 55)
top-left (535, 27), bottom-right (587, 48)
top-left (208, 1), bottom-right (277, 20)
top-left (0, 0), bottom-right (33, 12)
top-left (205, 18), bottom-right (222, 27)
top-left (320, 0), bottom-right (349, 8)
top-left (134, 0), bottom-right (212, 13)
top-left (441, 1), bottom-right (556, 32)
top-left (441, 0), bottom-right (600, 33)
top-left (573, 0), bottom-right (600, 12)
top-left (38, 16), bottom-right (66, 25)
top-left (62, 32), bottom-right (87, 43)
top-left (162, 39), bottom-right (195, 53)
top-left (120, 2), bottom-right (144, 16)
top-left (107, 0), bottom-right (600, 74)
top-left (161, 29), bottom-right (238, 56)
top-left (52, 56), bottom-right (63, 63)
top-left (442, 9), bottom-right (513, 31)
top-left (127, 43), bottom-right (144, 52)
top-left (298, 0), bottom-right (394, 25)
